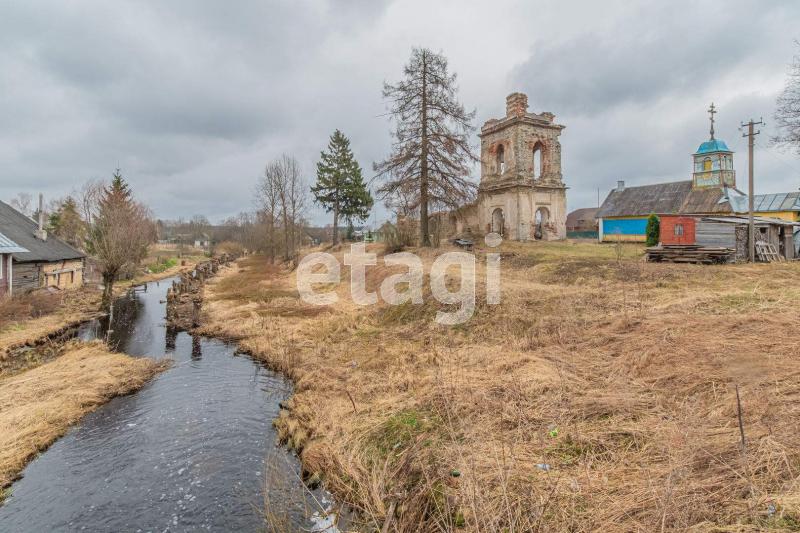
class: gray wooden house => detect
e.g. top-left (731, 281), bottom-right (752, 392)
top-left (0, 201), bottom-right (86, 292)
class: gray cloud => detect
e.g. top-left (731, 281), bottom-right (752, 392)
top-left (0, 0), bottom-right (798, 224)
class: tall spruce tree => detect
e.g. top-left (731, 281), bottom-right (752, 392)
top-left (312, 130), bottom-right (373, 244)
top-left (374, 47), bottom-right (477, 246)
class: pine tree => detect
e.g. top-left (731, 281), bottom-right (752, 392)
top-left (374, 48), bottom-right (477, 246)
top-left (645, 213), bottom-right (660, 247)
top-left (312, 130), bottom-right (373, 245)
top-left (49, 196), bottom-right (86, 249)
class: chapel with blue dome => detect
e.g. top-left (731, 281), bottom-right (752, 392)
top-left (691, 103), bottom-right (736, 188)
top-left (596, 103), bottom-right (800, 243)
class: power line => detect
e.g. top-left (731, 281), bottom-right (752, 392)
top-left (741, 118), bottom-right (763, 263)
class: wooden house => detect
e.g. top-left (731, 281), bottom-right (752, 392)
top-left (0, 200), bottom-right (86, 292)
top-left (0, 232), bottom-right (29, 297)
top-left (597, 107), bottom-right (800, 242)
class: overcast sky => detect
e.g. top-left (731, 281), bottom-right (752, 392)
top-left (2, 0), bottom-right (799, 226)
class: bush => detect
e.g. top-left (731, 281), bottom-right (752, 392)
top-left (645, 214), bottom-right (660, 247)
top-left (0, 290), bottom-right (62, 330)
top-left (214, 241), bottom-right (245, 257)
top-left (381, 222), bottom-right (415, 253)
top-left (146, 256), bottom-right (178, 274)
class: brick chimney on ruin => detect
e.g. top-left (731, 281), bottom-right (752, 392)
top-left (506, 92), bottom-right (528, 118)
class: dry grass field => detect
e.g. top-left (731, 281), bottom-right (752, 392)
top-left (200, 240), bottom-right (800, 532)
top-left (0, 341), bottom-right (168, 498)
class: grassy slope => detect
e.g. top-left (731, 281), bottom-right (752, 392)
top-left (201, 242), bottom-right (800, 532)
top-left (0, 341), bottom-right (168, 495)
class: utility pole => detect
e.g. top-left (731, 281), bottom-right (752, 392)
top-left (741, 118), bottom-right (763, 263)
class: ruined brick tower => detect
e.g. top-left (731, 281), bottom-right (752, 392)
top-left (477, 93), bottom-right (567, 240)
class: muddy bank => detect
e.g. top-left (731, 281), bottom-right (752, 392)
top-left (0, 340), bottom-right (168, 494)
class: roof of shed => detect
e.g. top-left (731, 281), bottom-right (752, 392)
top-left (679, 187), bottom-right (739, 214)
top-left (566, 207), bottom-right (599, 226)
top-left (597, 181), bottom-right (693, 217)
top-left (753, 192), bottom-right (800, 212)
top-left (598, 176), bottom-right (800, 219)
top-left (0, 201), bottom-right (85, 262)
top-left (701, 215), bottom-right (800, 226)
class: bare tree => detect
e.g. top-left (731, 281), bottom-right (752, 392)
top-left (77, 180), bottom-right (104, 226)
top-left (257, 162), bottom-right (281, 263)
top-left (774, 43), bottom-right (800, 154)
top-left (9, 192), bottom-right (33, 218)
top-left (256, 155), bottom-right (308, 263)
top-left (274, 155), bottom-right (307, 262)
top-left (374, 47), bottom-right (478, 246)
top-left (86, 171), bottom-right (155, 309)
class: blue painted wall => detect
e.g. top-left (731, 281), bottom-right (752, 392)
top-left (601, 218), bottom-right (648, 236)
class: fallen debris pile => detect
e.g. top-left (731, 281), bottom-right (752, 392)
top-left (646, 244), bottom-right (734, 264)
top-left (165, 254), bottom-right (232, 331)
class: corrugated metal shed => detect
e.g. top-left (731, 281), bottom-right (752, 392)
top-left (597, 181), bottom-right (693, 217)
top-left (0, 232), bottom-right (29, 253)
top-left (0, 201), bottom-right (85, 262)
top-left (751, 192), bottom-right (800, 212)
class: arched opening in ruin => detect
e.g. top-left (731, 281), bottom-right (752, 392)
top-left (491, 208), bottom-right (504, 235)
top-left (532, 142), bottom-right (543, 180)
top-left (534, 206), bottom-right (549, 240)
top-left (496, 144), bottom-right (505, 175)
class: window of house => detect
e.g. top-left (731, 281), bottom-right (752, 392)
top-left (674, 223), bottom-right (684, 236)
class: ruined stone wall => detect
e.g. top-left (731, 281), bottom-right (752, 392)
top-left (475, 93), bottom-right (567, 241)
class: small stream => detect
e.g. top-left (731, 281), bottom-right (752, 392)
top-left (0, 277), bottom-right (338, 532)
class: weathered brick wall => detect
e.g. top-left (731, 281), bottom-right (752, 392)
top-left (40, 258), bottom-right (85, 289)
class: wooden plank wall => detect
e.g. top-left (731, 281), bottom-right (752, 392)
top-left (695, 222), bottom-right (736, 248)
top-left (12, 262), bottom-right (40, 293)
